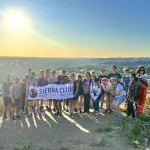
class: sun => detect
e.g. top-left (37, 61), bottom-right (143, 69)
top-left (4, 10), bottom-right (29, 29)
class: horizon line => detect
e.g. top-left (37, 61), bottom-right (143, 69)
top-left (0, 56), bottom-right (150, 59)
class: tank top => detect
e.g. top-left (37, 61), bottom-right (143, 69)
top-left (12, 84), bottom-right (22, 100)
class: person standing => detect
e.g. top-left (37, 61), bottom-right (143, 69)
top-left (69, 74), bottom-right (79, 115)
top-left (10, 77), bottom-right (22, 120)
top-left (21, 79), bottom-right (26, 114)
top-left (90, 78), bottom-right (101, 115)
top-left (101, 78), bottom-right (114, 113)
top-left (83, 72), bottom-right (93, 113)
top-left (47, 70), bottom-right (58, 112)
top-left (123, 67), bottom-right (130, 93)
top-left (108, 65), bottom-right (122, 82)
top-left (2, 75), bottom-right (12, 119)
top-left (126, 73), bottom-right (139, 118)
top-left (98, 69), bottom-right (108, 108)
top-left (25, 67), bottom-right (32, 82)
top-left (60, 70), bottom-right (70, 111)
top-left (53, 75), bottom-right (62, 115)
top-left (37, 70), bottom-right (47, 112)
top-left (77, 75), bottom-right (84, 113)
top-left (136, 66), bottom-right (148, 114)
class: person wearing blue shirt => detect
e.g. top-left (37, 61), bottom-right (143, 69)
top-left (123, 68), bottom-right (130, 93)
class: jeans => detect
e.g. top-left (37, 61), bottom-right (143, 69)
top-left (127, 101), bottom-right (135, 118)
top-left (84, 94), bottom-right (91, 113)
top-left (93, 96), bottom-right (101, 112)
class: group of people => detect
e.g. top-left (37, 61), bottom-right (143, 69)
top-left (2, 65), bottom-right (148, 120)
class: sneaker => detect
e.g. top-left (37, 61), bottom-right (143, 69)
top-left (53, 108), bottom-right (56, 112)
top-left (47, 108), bottom-right (51, 112)
top-left (95, 111), bottom-right (99, 115)
top-left (16, 115), bottom-right (21, 118)
top-left (104, 109), bottom-right (109, 113)
top-left (109, 109), bottom-right (113, 114)
top-left (46, 106), bottom-right (49, 110)
top-left (74, 108), bottom-right (78, 113)
top-left (54, 112), bottom-right (59, 115)
top-left (69, 112), bottom-right (74, 116)
top-left (3, 113), bottom-right (7, 119)
top-left (12, 116), bottom-right (16, 120)
top-left (79, 109), bottom-right (83, 113)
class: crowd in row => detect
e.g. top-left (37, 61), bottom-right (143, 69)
top-left (2, 65), bottom-right (148, 120)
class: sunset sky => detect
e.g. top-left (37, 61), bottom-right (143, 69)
top-left (0, 0), bottom-right (150, 58)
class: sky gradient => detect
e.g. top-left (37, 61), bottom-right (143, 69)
top-left (0, 0), bottom-right (150, 58)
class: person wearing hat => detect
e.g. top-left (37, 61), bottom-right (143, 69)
top-left (101, 78), bottom-right (114, 113)
top-left (90, 78), bottom-right (102, 115)
top-left (110, 77), bottom-right (126, 119)
top-left (98, 68), bottom-right (108, 108)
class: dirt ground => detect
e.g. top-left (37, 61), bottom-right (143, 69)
top-left (0, 107), bottom-right (138, 150)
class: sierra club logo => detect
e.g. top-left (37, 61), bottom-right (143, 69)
top-left (30, 88), bottom-right (38, 98)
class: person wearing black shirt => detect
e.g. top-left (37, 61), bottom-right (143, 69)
top-left (107, 65), bottom-right (122, 81)
top-left (98, 69), bottom-right (107, 108)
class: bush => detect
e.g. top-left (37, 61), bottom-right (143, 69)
top-left (117, 116), bottom-right (150, 148)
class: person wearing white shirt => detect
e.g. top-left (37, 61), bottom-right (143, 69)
top-left (90, 78), bottom-right (102, 115)
top-left (110, 77), bottom-right (126, 119)
top-left (101, 78), bottom-right (114, 113)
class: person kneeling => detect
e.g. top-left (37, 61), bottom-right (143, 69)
top-left (90, 78), bottom-right (101, 115)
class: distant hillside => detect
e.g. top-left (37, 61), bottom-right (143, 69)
top-left (0, 57), bottom-right (149, 83)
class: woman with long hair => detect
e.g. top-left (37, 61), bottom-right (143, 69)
top-left (83, 72), bottom-right (93, 113)
top-left (136, 66), bottom-right (148, 114)
top-left (110, 77), bottom-right (126, 119)
top-left (77, 75), bottom-right (84, 113)
top-left (69, 74), bottom-right (79, 116)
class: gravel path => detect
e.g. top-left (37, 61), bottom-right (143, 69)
top-left (0, 110), bottom-right (137, 150)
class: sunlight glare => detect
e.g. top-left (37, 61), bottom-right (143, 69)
top-left (4, 10), bottom-right (30, 29)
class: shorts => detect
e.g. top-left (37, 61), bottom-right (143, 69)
top-left (4, 97), bottom-right (12, 106)
top-left (70, 95), bottom-right (78, 100)
top-left (115, 95), bottom-right (126, 103)
top-left (53, 99), bottom-right (63, 102)
top-left (14, 98), bottom-right (21, 106)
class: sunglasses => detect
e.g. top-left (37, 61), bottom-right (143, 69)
top-left (125, 70), bottom-right (129, 71)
